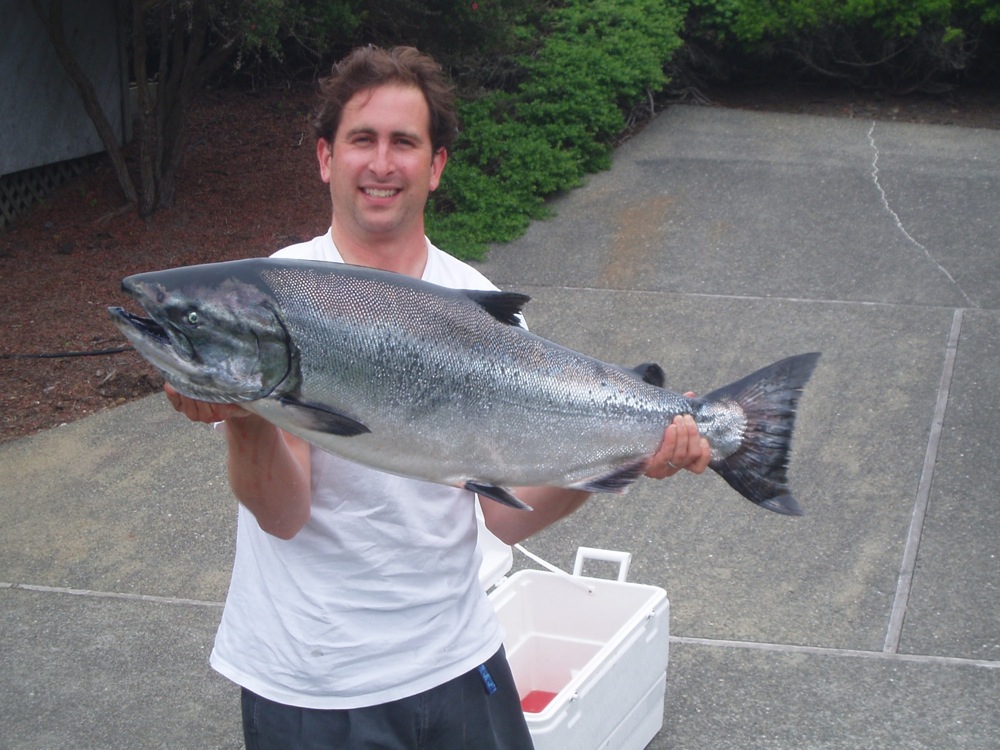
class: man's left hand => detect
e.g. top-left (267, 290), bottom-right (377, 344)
top-left (645, 397), bottom-right (712, 479)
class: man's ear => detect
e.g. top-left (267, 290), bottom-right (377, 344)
top-left (429, 147), bottom-right (447, 192)
top-left (317, 138), bottom-right (333, 184)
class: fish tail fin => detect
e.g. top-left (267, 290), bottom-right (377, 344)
top-left (697, 352), bottom-right (820, 516)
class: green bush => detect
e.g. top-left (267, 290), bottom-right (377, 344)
top-left (689, 0), bottom-right (999, 45)
top-left (354, 0), bottom-right (546, 90)
top-left (428, 0), bottom-right (687, 259)
top-left (685, 0), bottom-right (1000, 89)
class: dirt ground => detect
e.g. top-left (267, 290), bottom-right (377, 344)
top-left (2, 80), bottom-right (998, 444)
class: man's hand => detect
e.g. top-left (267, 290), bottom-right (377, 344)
top-left (163, 383), bottom-right (251, 424)
top-left (645, 394), bottom-right (712, 479)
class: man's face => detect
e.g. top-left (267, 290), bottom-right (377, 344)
top-left (319, 84), bottom-right (446, 244)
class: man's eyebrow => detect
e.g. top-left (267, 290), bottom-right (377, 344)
top-left (343, 125), bottom-right (426, 142)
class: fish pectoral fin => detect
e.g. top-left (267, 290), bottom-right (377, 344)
top-left (464, 482), bottom-right (532, 511)
top-left (570, 458), bottom-right (649, 494)
top-left (277, 397), bottom-right (371, 437)
top-left (462, 290), bottom-right (531, 326)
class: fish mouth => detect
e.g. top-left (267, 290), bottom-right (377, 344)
top-left (109, 306), bottom-right (195, 359)
top-left (108, 304), bottom-right (203, 393)
top-left (109, 307), bottom-right (169, 347)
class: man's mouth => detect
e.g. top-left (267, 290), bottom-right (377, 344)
top-left (363, 187), bottom-right (400, 198)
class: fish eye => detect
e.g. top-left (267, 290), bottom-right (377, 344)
top-left (184, 310), bottom-right (200, 326)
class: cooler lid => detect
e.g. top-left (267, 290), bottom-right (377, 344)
top-left (476, 499), bottom-right (513, 590)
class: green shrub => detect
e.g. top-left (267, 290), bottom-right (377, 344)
top-left (428, 0), bottom-right (687, 259)
top-left (354, 0), bottom-right (547, 90)
top-left (685, 0), bottom-right (1000, 89)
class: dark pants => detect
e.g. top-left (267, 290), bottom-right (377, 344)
top-left (241, 647), bottom-right (535, 750)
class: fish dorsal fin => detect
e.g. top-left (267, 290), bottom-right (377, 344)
top-left (630, 362), bottom-right (666, 388)
top-left (462, 290), bottom-right (531, 326)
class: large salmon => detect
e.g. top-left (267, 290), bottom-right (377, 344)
top-left (109, 258), bottom-right (819, 515)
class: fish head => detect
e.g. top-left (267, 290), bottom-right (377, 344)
top-left (108, 262), bottom-right (296, 404)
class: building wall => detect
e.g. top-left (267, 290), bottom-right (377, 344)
top-left (0, 0), bottom-right (126, 176)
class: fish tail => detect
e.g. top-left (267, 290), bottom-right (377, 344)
top-left (696, 352), bottom-right (820, 516)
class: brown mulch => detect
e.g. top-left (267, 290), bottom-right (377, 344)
top-left (2, 81), bottom-right (998, 444)
top-left (1, 85), bottom-right (328, 443)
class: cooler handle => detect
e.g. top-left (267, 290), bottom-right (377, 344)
top-left (573, 547), bottom-right (632, 582)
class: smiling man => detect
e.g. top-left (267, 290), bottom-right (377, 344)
top-left (165, 45), bottom-right (710, 749)
top-left (320, 82), bottom-right (446, 275)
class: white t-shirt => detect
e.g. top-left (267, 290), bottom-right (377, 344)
top-left (210, 231), bottom-right (506, 709)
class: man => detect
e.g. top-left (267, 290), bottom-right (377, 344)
top-left (167, 45), bottom-right (711, 750)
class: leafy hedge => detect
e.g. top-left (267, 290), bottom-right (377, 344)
top-left (426, 0), bottom-right (686, 259)
top-left (684, 0), bottom-right (1000, 90)
top-left (689, 0), bottom-right (1000, 45)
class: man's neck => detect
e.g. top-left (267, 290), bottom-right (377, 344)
top-left (330, 224), bottom-right (428, 278)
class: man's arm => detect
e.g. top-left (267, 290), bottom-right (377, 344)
top-left (481, 412), bottom-right (711, 545)
top-left (164, 385), bottom-right (313, 540)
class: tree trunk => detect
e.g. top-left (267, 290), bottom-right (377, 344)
top-left (145, 0), bottom-right (238, 212)
top-left (31, 0), bottom-right (138, 207)
top-left (37, 0), bottom-right (242, 218)
top-left (133, 0), bottom-right (159, 216)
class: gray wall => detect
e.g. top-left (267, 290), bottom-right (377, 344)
top-left (1, 0), bottom-right (126, 175)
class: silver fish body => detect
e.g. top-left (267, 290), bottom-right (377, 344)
top-left (109, 258), bottom-right (819, 515)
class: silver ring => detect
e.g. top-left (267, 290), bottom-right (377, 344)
top-left (667, 461), bottom-right (679, 470)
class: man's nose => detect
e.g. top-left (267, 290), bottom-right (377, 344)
top-left (369, 142), bottom-right (393, 176)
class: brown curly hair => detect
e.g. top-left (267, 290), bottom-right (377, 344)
top-left (313, 46), bottom-right (458, 153)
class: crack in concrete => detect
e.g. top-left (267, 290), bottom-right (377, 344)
top-left (867, 122), bottom-right (977, 308)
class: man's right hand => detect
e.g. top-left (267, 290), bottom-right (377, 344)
top-left (163, 383), bottom-right (251, 424)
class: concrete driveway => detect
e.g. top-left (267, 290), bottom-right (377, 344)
top-left (2, 105), bottom-right (997, 748)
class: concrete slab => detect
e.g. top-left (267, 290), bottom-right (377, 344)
top-left (657, 640), bottom-right (1000, 750)
top-left (867, 123), bottom-right (1000, 310)
top-left (1, 586), bottom-right (239, 750)
top-left (476, 107), bottom-right (998, 309)
top-left (0, 397), bottom-right (234, 601)
top-left (900, 309), bottom-right (1000, 661)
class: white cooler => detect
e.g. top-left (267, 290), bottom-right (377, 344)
top-left (477, 513), bottom-right (670, 750)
